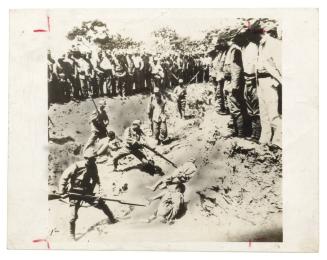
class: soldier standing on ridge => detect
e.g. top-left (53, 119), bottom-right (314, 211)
top-left (173, 79), bottom-right (187, 119)
top-left (84, 100), bottom-right (109, 151)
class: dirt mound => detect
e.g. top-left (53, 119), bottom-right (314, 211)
top-left (196, 139), bottom-right (282, 227)
top-left (48, 83), bottom-right (282, 243)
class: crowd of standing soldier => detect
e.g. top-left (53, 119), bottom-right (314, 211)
top-left (208, 23), bottom-right (282, 147)
top-left (47, 45), bottom-right (212, 105)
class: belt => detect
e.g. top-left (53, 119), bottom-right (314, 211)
top-left (257, 72), bottom-right (271, 79)
top-left (244, 72), bottom-right (255, 78)
top-left (243, 72), bottom-right (255, 81)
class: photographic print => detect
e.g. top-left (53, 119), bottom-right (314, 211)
top-left (8, 9), bottom-right (318, 251)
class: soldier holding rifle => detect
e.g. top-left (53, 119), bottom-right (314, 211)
top-left (84, 99), bottom-right (109, 151)
top-left (58, 148), bottom-right (117, 240)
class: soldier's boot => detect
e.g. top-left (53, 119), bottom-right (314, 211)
top-left (217, 99), bottom-right (228, 115)
top-left (101, 203), bottom-right (117, 224)
top-left (235, 115), bottom-right (245, 138)
top-left (227, 116), bottom-right (234, 129)
top-left (225, 115), bottom-right (238, 137)
top-left (69, 222), bottom-right (76, 241)
top-left (245, 117), bottom-right (261, 143)
top-left (252, 117), bottom-right (262, 143)
top-left (270, 126), bottom-right (276, 144)
top-left (112, 159), bottom-right (118, 171)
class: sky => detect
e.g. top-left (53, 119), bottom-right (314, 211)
top-left (46, 9), bottom-right (279, 56)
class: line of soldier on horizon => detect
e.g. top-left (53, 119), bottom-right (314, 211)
top-left (47, 47), bottom-right (211, 104)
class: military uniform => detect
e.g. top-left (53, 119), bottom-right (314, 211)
top-left (142, 54), bottom-right (152, 92)
top-left (147, 92), bottom-right (168, 144)
top-left (173, 80), bottom-right (187, 118)
top-left (202, 55), bottom-right (211, 82)
top-left (224, 43), bottom-right (246, 137)
top-left (211, 50), bottom-right (228, 114)
top-left (58, 153), bottom-right (116, 240)
top-left (84, 105), bottom-right (109, 151)
top-left (112, 121), bottom-right (148, 170)
top-left (148, 184), bottom-right (185, 223)
top-left (148, 160), bottom-right (197, 191)
top-left (55, 58), bottom-right (73, 103)
top-left (151, 59), bottom-right (165, 92)
top-left (98, 54), bottom-right (114, 96)
top-left (114, 56), bottom-right (127, 98)
top-left (75, 55), bottom-right (91, 99)
top-left (242, 42), bottom-right (261, 141)
top-left (126, 55), bottom-right (135, 95)
top-left (132, 54), bottom-right (144, 93)
top-left (257, 35), bottom-right (282, 147)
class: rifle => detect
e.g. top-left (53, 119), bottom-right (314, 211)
top-left (90, 97), bottom-right (110, 137)
top-left (142, 144), bottom-right (178, 168)
top-left (186, 71), bottom-right (200, 85)
top-left (171, 71), bottom-right (200, 87)
top-left (48, 192), bottom-right (146, 207)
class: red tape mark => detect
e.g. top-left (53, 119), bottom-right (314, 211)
top-left (32, 239), bottom-right (51, 249)
top-left (248, 237), bottom-right (266, 247)
top-left (33, 16), bottom-right (50, 33)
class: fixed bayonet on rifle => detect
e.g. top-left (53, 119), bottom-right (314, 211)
top-left (142, 144), bottom-right (178, 168)
top-left (91, 97), bottom-right (102, 117)
top-left (186, 71), bottom-right (200, 85)
top-left (48, 192), bottom-right (146, 207)
top-left (90, 97), bottom-right (111, 138)
top-left (170, 71), bottom-right (200, 86)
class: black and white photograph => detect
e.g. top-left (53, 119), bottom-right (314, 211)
top-left (7, 7), bottom-right (319, 252)
top-left (46, 10), bottom-right (282, 244)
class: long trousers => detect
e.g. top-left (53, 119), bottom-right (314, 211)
top-left (226, 82), bottom-right (247, 137)
top-left (177, 99), bottom-right (186, 118)
top-left (69, 197), bottom-right (115, 238)
top-left (213, 78), bottom-right (227, 112)
top-left (257, 77), bottom-right (282, 147)
top-left (153, 120), bottom-right (167, 142)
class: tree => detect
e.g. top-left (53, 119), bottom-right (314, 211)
top-left (151, 27), bottom-right (181, 52)
top-left (66, 20), bottom-right (141, 51)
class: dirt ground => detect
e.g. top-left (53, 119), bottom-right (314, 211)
top-left (47, 83), bottom-right (282, 248)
